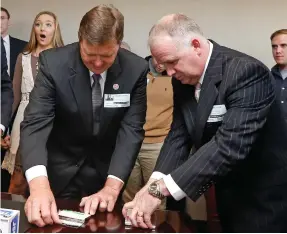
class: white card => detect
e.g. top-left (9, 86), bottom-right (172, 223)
top-left (207, 105), bottom-right (227, 122)
top-left (58, 210), bottom-right (90, 228)
top-left (104, 94), bottom-right (130, 108)
top-left (58, 210), bottom-right (90, 221)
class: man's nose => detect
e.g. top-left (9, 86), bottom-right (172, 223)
top-left (166, 67), bottom-right (176, 77)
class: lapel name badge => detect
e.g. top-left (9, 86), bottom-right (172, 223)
top-left (113, 84), bottom-right (119, 90)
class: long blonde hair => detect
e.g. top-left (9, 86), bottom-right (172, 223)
top-left (23, 11), bottom-right (64, 54)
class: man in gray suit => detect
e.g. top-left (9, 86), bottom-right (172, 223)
top-left (123, 14), bottom-right (287, 232)
top-left (21, 5), bottom-right (148, 227)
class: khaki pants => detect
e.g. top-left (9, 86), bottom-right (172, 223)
top-left (123, 142), bottom-right (166, 209)
top-left (8, 152), bottom-right (27, 196)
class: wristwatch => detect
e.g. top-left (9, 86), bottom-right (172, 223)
top-left (148, 180), bottom-right (165, 200)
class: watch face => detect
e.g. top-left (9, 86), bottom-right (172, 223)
top-left (149, 183), bottom-right (158, 193)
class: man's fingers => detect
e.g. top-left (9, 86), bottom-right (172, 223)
top-left (130, 208), bottom-right (139, 227)
top-left (137, 215), bottom-right (148, 229)
top-left (51, 200), bottom-right (61, 224)
top-left (98, 200), bottom-right (107, 213)
top-left (144, 213), bottom-right (154, 229)
top-left (84, 197), bottom-right (92, 215)
top-left (107, 196), bottom-right (115, 212)
top-left (31, 200), bottom-right (45, 227)
top-left (40, 200), bottom-right (53, 225)
top-left (90, 197), bottom-right (100, 215)
top-left (79, 196), bottom-right (89, 207)
top-left (122, 201), bottom-right (134, 218)
top-left (25, 201), bottom-right (32, 223)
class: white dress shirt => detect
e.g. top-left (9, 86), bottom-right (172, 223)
top-left (2, 35), bottom-right (10, 76)
top-left (26, 70), bottom-right (123, 184)
top-left (150, 41), bottom-right (214, 200)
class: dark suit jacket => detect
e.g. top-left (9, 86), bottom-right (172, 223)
top-left (1, 39), bottom-right (13, 130)
top-left (9, 36), bottom-right (27, 80)
top-left (20, 42), bottom-right (148, 195)
top-left (155, 41), bottom-right (287, 232)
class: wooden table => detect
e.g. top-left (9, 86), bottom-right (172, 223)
top-left (1, 192), bottom-right (221, 233)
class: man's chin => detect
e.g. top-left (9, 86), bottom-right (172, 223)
top-left (178, 77), bottom-right (192, 85)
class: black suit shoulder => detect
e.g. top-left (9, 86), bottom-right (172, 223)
top-left (38, 43), bottom-right (78, 78)
top-left (117, 48), bottom-right (148, 72)
top-left (40, 42), bottom-right (77, 62)
top-left (10, 36), bottom-right (27, 47)
top-left (218, 43), bottom-right (269, 71)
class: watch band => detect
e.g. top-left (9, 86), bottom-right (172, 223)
top-left (148, 180), bottom-right (165, 200)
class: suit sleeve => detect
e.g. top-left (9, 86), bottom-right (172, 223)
top-left (153, 79), bottom-right (192, 174)
top-left (20, 52), bottom-right (56, 172)
top-left (1, 41), bottom-right (13, 130)
top-left (169, 61), bottom-right (275, 201)
top-left (12, 53), bottom-right (23, 113)
top-left (107, 66), bottom-right (148, 182)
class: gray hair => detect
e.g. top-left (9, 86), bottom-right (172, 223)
top-left (148, 14), bottom-right (204, 47)
top-left (120, 41), bottom-right (131, 51)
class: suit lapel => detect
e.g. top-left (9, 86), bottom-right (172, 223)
top-left (179, 82), bottom-right (197, 138)
top-left (9, 36), bottom-right (14, 65)
top-left (194, 43), bottom-right (223, 149)
top-left (69, 44), bottom-right (93, 133)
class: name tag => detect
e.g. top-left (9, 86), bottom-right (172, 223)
top-left (207, 105), bottom-right (227, 122)
top-left (104, 94), bottom-right (130, 108)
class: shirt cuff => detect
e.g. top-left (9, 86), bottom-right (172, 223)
top-left (108, 175), bottom-right (124, 184)
top-left (150, 171), bottom-right (166, 180)
top-left (163, 174), bottom-right (187, 201)
top-left (25, 165), bottom-right (48, 183)
top-left (0, 124), bottom-right (6, 134)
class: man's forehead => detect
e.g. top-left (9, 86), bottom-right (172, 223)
top-left (152, 51), bottom-right (177, 64)
top-left (1, 11), bottom-right (7, 17)
top-left (272, 34), bottom-right (287, 42)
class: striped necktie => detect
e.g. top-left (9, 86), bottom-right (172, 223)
top-left (92, 74), bottom-right (102, 135)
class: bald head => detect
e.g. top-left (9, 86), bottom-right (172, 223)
top-left (148, 14), bottom-right (205, 49)
top-left (147, 14), bottom-right (211, 85)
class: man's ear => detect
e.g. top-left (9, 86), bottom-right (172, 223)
top-left (191, 39), bottom-right (201, 56)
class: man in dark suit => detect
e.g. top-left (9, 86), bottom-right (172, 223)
top-left (1, 7), bottom-right (27, 79)
top-left (123, 14), bottom-right (287, 232)
top-left (20, 5), bottom-right (148, 227)
top-left (1, 38), bottom-right (13, 191)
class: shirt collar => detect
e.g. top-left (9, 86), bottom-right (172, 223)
top-left (89, 70), bottom-right (107, 82)
top-left (198, 41), bottom-right (213, 85)
top-left (2, 35), bottom-right (10, 44)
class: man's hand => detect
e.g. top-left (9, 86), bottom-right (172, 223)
top-left (122, 178), bottom-right (156, 219)
top-left (122, 179), bottom-right (170, 229)
top-left (1, 135), bottom-right (10, 150)
top-left (24, 176), bottom-right (61, 227)
top-left (79, 177), bottom-right (123, 215)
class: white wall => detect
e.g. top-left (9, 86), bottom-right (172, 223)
top-left (3, 0), bottom-right (286, 68)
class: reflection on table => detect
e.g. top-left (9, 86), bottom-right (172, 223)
top-left (1, 192), bottom-right (221, 233)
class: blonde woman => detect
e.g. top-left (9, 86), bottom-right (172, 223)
top-left (2, 11), bottom-right (64, 195)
